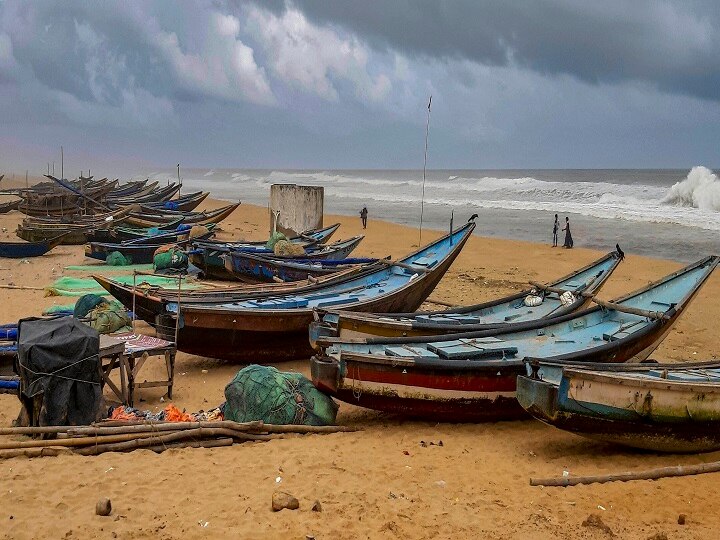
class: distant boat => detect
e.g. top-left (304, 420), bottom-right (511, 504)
top-left (189, 223), bottom-right (341, 280)
top-left (310, 249), bottom-right (624, 344)
top-left (311, 256), bottom-right (718, 421)
top-left (518, 359), bottom-right (720, 453)
top-left (222, 235), bottom-right (366, 282)
top-left (0, 233), bottom-right (66, 258)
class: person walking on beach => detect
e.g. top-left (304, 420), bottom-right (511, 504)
top-left (552, 214), bottom-right (559, 247)
top-left (562, 216), bottom-right (573, 248)
top-left (360, 206), bottom-right (368, 229)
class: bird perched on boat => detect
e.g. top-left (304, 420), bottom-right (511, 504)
top-left (468, 213), bottom-right (479, 222)
top-left (615, 243), bottom-right (625, 260)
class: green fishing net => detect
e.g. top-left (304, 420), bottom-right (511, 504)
top-left (224, 365), bottom-right (338, 426)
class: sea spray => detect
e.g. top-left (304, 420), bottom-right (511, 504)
top-left (662, 166), bottom-right (720, 211)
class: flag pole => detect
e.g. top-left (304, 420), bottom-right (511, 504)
top-left (419, 95), bottom-right (432, 245)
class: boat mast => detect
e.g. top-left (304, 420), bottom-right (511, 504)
top-left (419, 95), bottom-right (432, 245)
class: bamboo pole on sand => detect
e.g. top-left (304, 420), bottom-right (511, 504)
top-left (0, 420), bottom-right (359, 459)
top-left (530, 460), bottom-right (720, 487)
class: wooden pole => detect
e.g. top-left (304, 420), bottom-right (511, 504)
top-left (592, 298), bottom-right (670, 320)
top-left (530, 460), bottom-right (720, 487)
top-left (528, 281), bottom-right (594, 298)
top-left (424, 297), bottom-right (460, 308)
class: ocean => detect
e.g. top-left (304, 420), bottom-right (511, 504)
top-left (131, 167), bottom-right (720, 263)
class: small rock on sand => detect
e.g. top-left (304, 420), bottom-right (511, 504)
top-left (95, 498), bottom-right (112, 516)
top-left (272, 491), bottom-right (299, 512)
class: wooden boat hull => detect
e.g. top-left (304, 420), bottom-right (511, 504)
top-left (189, 223), bottom-right (342, 280)
top-left (223, 236), bottom-right (365, 282)
top-left (0, 234), bottom-right (65, 258)
top-left (311, 256), bottom-right (718, 421)
top-left (123, 203), bottom-right (239, 228)
top-left (0, 200), bottom-right (20, 214)
top-left (85, 230), bottom-right (213, 264)
top-left (517, 364), bottom-right (720, 452)
top-left (16, 225), bottom-right (93, 245)
top-left (311, 354), bottom-right (526, 421)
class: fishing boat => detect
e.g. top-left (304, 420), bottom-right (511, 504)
top-left (0, 234), bottom-right (67, 258)
top-left (92, 263), bottom-right (376, 323)
top-left (223, 253), bottom-right (378, 283)
top-left (310, 249), bottom-right (624, 345)
top-left (190, 223), bottom-right (341, 280)
top-left (222, 235), bottom-right (366, 282)
top-left (85, 227), bottom-right (215, 264)
top-left (310, 256), bottom-right (718, 421)
top-left (100, 222), bottom-right (476, 362)
top-left (84, 218), bottom-right (187, 243)
top-left (122, 203), bottom-right (240, 228)
top-left (0, 199), bottom-right (20, 214)
top-left (517, 359), bottom-right (720, 452)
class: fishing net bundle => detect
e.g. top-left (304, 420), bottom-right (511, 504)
top-left (273, 240), bottom-right (306, 256)
top-left (224, 365), bottom-right (338, 426)
top-left (153, 249), bottom-right (189, 271)
top-left (106, 251), bottom-right (132, 266)
top-left (188, 225), bottom-right (209, 239)
top-left (265, 231), bottom-right (287, 250)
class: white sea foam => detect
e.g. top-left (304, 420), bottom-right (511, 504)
top-left (662, 166), bottom-right (720, 211)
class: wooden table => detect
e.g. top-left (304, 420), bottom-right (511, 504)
top-left (99, 333), bottom-right (176, 407)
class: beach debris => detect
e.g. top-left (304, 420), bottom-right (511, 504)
top-left (95, 498), bottom-right (112, 516)
top-left (312, 500), bottom-right (322, 512)
top-left (434, 480), bottom-right (446, 488)
top-left (272, 491), bottom-right (299, 512)
top-left (581, 513), bottom-right (613, 536)
top-left (678, 513), bottom-right (686, 525)
top-left (198, 521), bottom-right (209, 528)
top-left (646, 534), bottom-right (667, 540)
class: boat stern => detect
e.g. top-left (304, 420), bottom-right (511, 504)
top-left (310, 354), bottom-right (341, 394)
top-left (516, 375), bottom-right (560, 423)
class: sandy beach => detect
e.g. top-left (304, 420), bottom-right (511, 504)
top-left (0, 179), bottom-right (719, 539)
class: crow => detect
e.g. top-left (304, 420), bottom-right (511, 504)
top-left (616, 243), bottom-right (625, 260)
top-left (468, 213), bottom-right (479, 222)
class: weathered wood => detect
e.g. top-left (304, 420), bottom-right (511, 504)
top-left (144, 437), bottom-right (234, 453)
top-left (423, 297), bottom-right (460, 308)
top-left (0, 446), bottom-right (74, 459)
top-left (592, 298), bottom-right (671, 320)
top-left (0, 284), bottom-right (44, 291)
top-left (377, 259), bottom-right (430, 273)
top-left (0, 431), bottom-right (166, 450)
top-left (73, 428), bottom-right (268, 456)
top-left (530, 460), bottom-right (720, 487)
top-left (528, 281), bottom-right (594, 298)
top-left (69, 420), bottom-right (264, 436)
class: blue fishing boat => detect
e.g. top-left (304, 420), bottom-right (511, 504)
top-left (310, 249), bottom-right (624, 344)
top-left (84, 226), bottom-right (215, 264)
top-left (311, 256), bottom-right (718, 421)
top-left (518, 359), bottom-right (720, 452)
top-left (189, 223), bottom-right (342, 279)
top-left (147, 221), bottom-right (476, 362)
top-left (0, 234), bottom-right (66, 258)
top-left (222, 253), bottom-right (378, 283)
top-left (222, 235), bottom-right (367, 282)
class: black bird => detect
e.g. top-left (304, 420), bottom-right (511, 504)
top-left (616, 243), bottom-right (625, 260)
top-left (468, 213), bottom-right (479, 222)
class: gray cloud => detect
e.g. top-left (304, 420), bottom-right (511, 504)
top-left (274, 0), bottom-right (720, 102)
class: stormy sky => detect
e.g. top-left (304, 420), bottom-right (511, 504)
top-left (1, 0), bottom-right (720, 175)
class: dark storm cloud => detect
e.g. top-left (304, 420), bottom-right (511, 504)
top-left (260, 0), bottom-right (720, 102)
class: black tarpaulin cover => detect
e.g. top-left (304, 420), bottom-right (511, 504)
top-left (16, 317), bottom-right (101, 426)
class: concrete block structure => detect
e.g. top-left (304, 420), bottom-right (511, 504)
top-left (269, 184), bottom-right (324, 237)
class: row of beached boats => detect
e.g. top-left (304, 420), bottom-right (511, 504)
top-left (91, 217), bottom-right (720, 453)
